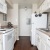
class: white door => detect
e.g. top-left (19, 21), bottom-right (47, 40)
top-left (19, 9), bottom-right (32, 36)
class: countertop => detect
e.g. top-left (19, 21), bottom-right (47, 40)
top-left (0, 26), bottom-right (17, 34)
top-left (37, 28), bottom-right (50, 37)
top-left (0, 26), bottom-right (17, 29)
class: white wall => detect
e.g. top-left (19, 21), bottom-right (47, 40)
top-left (7, 4), bottom-right (19, 40)
top-left (19, 8), bottom-right (32, 36)
top-left (7, 4), bottom-right (19, 25)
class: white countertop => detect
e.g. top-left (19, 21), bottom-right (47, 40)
top-left (0, 28), bottom-right (14, 33)
top-left (37, 28), bottom-right (50, 37)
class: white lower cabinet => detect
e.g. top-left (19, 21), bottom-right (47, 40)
top-left (36, 30), bottom-right (50, 50)
top-left (40, 40), bottom-right (46, 50)
top-left (37, 36), bottom-right (41, 50)
top-left (38, 38), bottom-right (46, 50)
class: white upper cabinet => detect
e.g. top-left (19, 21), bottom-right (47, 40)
top-left (3, 3), bottom-right (7, 14)
top-left (0, 0), bottom-right (7, 14)
top-left (0, 3), bottom-right (7, 14)
top-left (39, 0), bottom-right (50, 13)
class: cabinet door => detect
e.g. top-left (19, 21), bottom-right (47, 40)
top-left (0, 3), bottom-right (3, 12)
top-left (40, 40), bottom-right (46, 50)
top-left (37, 36), bottom-right (41, 50)
top-left (3, 4), bottom-right (7, 14)
top-left (36, 32), bottom-right (39, 47)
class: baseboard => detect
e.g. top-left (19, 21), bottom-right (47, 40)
top-left (17, 38), bottom-right (19, 40)
top-left (19, 35), bottom-right (30, 36)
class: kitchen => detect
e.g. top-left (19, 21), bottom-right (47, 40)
top-left (0, 0), bottom-right (50, 50)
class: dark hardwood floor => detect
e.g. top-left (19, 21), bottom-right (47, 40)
top-left (14, 36), bottom-right (38, 50)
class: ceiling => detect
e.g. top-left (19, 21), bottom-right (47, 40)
top-left (12, 0), bottom-right (44, 8)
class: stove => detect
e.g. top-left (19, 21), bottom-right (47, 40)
top-left (0, 28), bottom-right (14, 33)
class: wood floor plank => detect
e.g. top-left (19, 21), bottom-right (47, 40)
top-left (14, 36), bottom-right (38, 50)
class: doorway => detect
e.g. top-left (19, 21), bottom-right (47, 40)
top-left (19, 8), bottom-right (32, 36)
